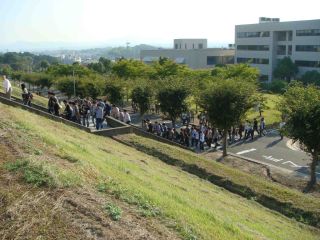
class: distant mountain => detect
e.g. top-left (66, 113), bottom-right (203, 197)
top-left (36, 44), bottom-right (160, 60)
top-left (0, 41), bottom-right (112, 52)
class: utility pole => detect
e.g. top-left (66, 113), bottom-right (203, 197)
top-left (73, 69), bottom-right (76, 98)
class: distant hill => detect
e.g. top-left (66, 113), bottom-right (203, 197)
top-left (38, 44), bottom-right (159, 60)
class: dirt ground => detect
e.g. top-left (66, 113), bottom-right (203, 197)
top-left (0, 136), bottom-right (180, 240)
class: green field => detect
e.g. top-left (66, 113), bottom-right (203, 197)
top-left (0, 103), bottom-right (319, 240)
top-left (247, 93), bottom-right (282, 127)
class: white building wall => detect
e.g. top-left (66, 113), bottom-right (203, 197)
top-left (141, 48), bottom-right (234, 69)
top-left (235, 19), bottom-right (320, 82)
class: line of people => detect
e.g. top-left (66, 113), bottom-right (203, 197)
top-left (47, 92), bottom-right (131, 130)
top-left (142, 117), bottom-right (267, 151)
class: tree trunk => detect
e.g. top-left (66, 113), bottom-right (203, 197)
top-left (172, 119), bottom-right (176, 129)
top-left (223, 129), bottom-right (228, 157)
top-left (307, 151), bottom-right (318, 190)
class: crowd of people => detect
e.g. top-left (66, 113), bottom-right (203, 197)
top-left (142, 116), bottom-right (267, 151)
top-left (47, 91), bottom-right (131, 130)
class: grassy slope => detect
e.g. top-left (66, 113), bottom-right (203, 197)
top-left (116, 134), bottom-right (320, 216)
top-left (10, 85), bottom-right (48, 108)
top-left (247, 93), bottom-right (282, 126)
top-left (0, 103), bottom-right (319, 240)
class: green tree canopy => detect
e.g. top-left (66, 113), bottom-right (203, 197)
top-left (131, 86), bottom-right (153, 116)
top-left (150, 57), bottom-right (189, 79)
top-left (157, 81), bottom-right (189, 128)
top-left (87, 57), bottom-right (113, 74)
top-left (280, 82), bottom-right (320, 190)
top-left (211, 64), bottom-right (259, 83)
top-left (200, 79), bottom-right (257, 156)
top-left (273, 57), bottom-right (298, 82)
top-left (47, 63), bottom-right (91, 77)
top-left (111, 59), bottom-right (151, 79)
top-left (299, 70), bottom-right (320, 86)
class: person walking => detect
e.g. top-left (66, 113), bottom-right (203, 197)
top-left (48, 91), bottom-right (58, 114)
top-left (199, 130), bottom-right (205, 150)
top-left (259, 117), bottom-right (266, 136)
top-left (123, 109), bottom-right (131, 124)
top-left (3, 75), bottom-right (12, 100)
top-left (279, 121), bottom-right (286, 140)
top-left (206, 127), bottom-right (213, 148)
top-left (253, 118), bottom-right (259, 136)
top-left (21, 83), bottom-right (31, 106)
top-left (95, 103), bottom-right (104, 130)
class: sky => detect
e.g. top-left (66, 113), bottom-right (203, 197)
top-left (0, 0), bottom-right (319, 50)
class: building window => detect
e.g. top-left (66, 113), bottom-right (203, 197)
top-left (185, 43), bottom-right (187, 49)
top-left (277, 31), bottom-right (287, 41)
top-left (237, 31), bottom-right (270, 38)
top-left (237, 45), bottom-right (269, 51)
top-left (296, 29), bottom-right (320, 36)
top-left (179, 43), bottom-right (181, 49)
top-left (296, 45), bottom-right (320, 52)
top-left (288, 45), bottom-right (292, 55)
top-left (277, 45), bottom-right (286, 55)
top-left (193, 43), bottom-right (195, 49)
top-left (237, 57), bottom-right (269, 64)
top-left (207, 56), bottom-right (219, 65)
top-left (199, 43), bottom-right (203, 49)
top-left (175, 44), bottom-right (178, 49)
top-left (288, 31), bottom-right (293, 41)
top-left (295, 60), bottom-right (320, 68)
top-left (224, 56), bottom-right (235, 64)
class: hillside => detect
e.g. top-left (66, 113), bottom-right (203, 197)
top-left (0, 103), bottom-right (320, 240)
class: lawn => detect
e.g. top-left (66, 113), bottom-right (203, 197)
top-left (0, 103), bottom-right (319, 240)
top-left (247, 93), bottom-right (282, 127)
top-left (186, 93), bottom-right (282, 127)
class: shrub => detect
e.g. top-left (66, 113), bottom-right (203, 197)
top-left (104, 203), bottom-right (122, 221)
top-left (5, 160), bottom-right (55, 187)
top-left (260, 80), bottom-right (288, 94)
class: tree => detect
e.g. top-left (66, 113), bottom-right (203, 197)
top-left (211, 64), bottom-right (259, 83)
top-left (111, 59), bottom-right (150, 79)
top-left (105, 84), bottom-right (124, 105)
top-left (55, 76), bottom-right (77, 98)
top-left (260, 79), bottom-right (288, 94)
top-left (273, 57), bottom-right (298, 82)
top-left (254, 94), bottom-right (268, 117)
top-left (280, 83), bottom-right (320, 191)
top-left (131, 86), bottom-right (153, 116)
top-left (36, 74), bottom-right (54, 89)
top-left (157, 85), bottom-right (189, 128)
top-left (299, 70), bottom-right (320, 86)
top-left (200, 79), bottom-right (256, 156)
top-left (40, 60), bottom-right (50, 71)
top-left (150, 58), bottom-right (188, 79)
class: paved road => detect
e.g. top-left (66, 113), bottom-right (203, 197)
top-left (228, 130), bottom-right (320, 178)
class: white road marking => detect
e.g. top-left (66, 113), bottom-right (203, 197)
top-left (282, 161), bottom-right (302, 168)
top-left (262, 155), bottom-right (283, 162)
top-left (236, 148), bottom-right (256, 155)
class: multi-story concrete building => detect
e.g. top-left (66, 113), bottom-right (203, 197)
top-left (141, 39), bottom-right (234, 69)
top-left (235, 18), bottom-right (320, 82)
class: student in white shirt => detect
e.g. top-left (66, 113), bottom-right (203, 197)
top-left (123, 109), bottom-right (131, 124)
top-left (2, 75), bottom-right (12, 100)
